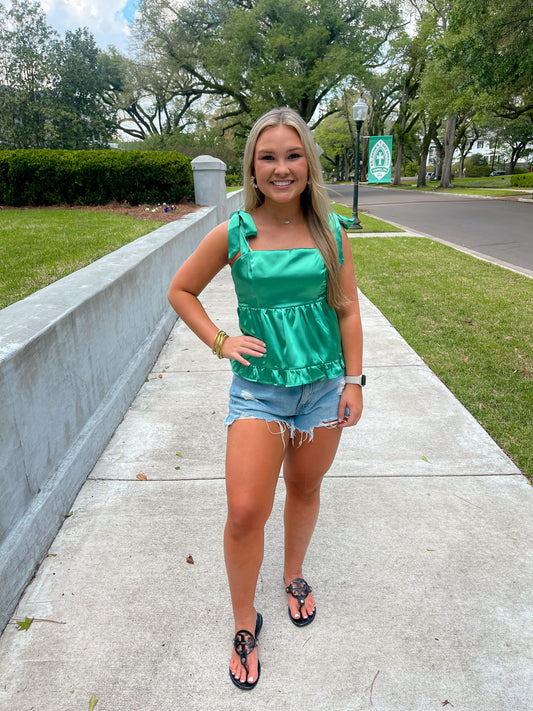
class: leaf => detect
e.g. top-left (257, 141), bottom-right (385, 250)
top-left (65, 511), bottom-right (73, 517)
top-left (175, 452), bottom-right (183, 458)
top-left (422, 455), bottom-right (431, 463)
top-left (16, 617), bottom-right (33, 631)
top-left (175, 466), bottom-right (180, 470)
top-left (88, 695), bottom-right (99, 710)
top-left (186, 555), bottom-right (194, 564)
top-left (136, 473), bottom-right (147, 481)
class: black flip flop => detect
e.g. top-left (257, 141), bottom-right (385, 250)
top-left (229, 612), bottom-right (263, 690)
top-left (285, 577), bottom-right (316, 627)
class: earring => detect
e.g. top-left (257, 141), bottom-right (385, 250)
top-left (307, 180), bottom-right (312, 188)
top-left (251, 177), bottom-right (258, 189)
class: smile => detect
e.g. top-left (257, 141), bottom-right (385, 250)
top-left (272, 181), bottom-right (293, 186)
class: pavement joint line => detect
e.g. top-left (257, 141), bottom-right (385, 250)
top-left (327, 472), bottom-right (525, 479)
top-left (86, 473), bottom-right (524, 482)
top-left (83, 477), bottom-right (233, 482)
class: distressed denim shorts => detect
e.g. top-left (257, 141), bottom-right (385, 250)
top-left (224, 373), bottom-right (346, 442)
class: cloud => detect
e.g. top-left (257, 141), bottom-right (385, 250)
top-left (40, 0), bottom-right (138, 51)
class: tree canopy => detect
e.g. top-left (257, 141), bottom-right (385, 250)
top-left (0, 0), bottom-right (117, 148)
top-left (131, 0), bottom-right (404, 132)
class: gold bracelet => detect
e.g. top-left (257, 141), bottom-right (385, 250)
top-left (212, 330), bottom-right (228, 359)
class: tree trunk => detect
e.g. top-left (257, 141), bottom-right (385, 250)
top-left (417, 119), bottom-right (436, 187)
top-left (392, 138), bottom-right (403, 185)
top-left (439, 113), bottom-right (457, 188)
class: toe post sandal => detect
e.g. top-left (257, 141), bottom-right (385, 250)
top-left (230, 612), bottom-right (263, 690)
top-left (285, 577), bottom-right (316, 627)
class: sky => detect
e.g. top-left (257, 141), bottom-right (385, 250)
top-left (39, 0), bottom-right (140, 52)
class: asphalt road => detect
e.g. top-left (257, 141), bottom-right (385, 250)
top-left (327, 183), bottom-right (533, 274)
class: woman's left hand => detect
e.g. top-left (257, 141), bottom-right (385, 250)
top-left (337, 384), bottom-right (363, 428)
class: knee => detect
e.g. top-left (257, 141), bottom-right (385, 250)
top-left (284, 473), bottom-right (322, 501)
top-left (226, 499), bottom-right (270, 538)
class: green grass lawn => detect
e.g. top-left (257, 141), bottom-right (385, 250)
top-left (350, 235), bottom-right (533, 481)
top-left (0, 209), bottom-right (164, 310)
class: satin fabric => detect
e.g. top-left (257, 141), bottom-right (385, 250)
top-left (228, 210), bottom-right (354, 387)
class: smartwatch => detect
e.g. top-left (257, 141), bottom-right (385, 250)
top-left (344, 375), bottom-right (366, 386)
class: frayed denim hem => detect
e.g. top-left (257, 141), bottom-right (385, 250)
top-left (225, 414), bottom-right (339, 448)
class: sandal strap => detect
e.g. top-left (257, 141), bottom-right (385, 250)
top-left (285, 577), bottom-right (312, 608)
top-left (233, 629), bottom-right (257, 669)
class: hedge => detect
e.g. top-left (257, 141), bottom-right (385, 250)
top-left (510, 173), bottom-right (533, 188)
top-left (0, 149), bottom-right (193, 206)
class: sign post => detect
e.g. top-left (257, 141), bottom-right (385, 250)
top-left (368, 136), bottom-right (393, 184)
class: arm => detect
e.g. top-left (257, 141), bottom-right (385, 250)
top-left (167, 222), bottom-right (266, 366)
top-left (335, 227), bottom-right (363, 428)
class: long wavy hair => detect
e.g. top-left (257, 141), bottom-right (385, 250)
top-left (242, 107), bottom-right (346, 310)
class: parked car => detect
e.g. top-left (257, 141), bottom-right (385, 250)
top-left (490, 170), bottom-right (507, 176)
top-left (426, 171), bottom-right (437, 180)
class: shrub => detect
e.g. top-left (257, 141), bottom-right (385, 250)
top-left (510, 172), bottom-right (533, 187)
top-left (0, 149), bottom-right (193, 206)
top-left (225, 173), bottom-right (241, 186)
top-left (465, 163), bottom-right (492, 177)
top-left (404, 161), bottom-right (419, 177)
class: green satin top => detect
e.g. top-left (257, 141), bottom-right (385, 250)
top-left (228, 210), bottom-right (354, 387)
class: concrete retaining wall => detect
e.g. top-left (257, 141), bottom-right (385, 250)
top-left (0, 186), bottom-right (244, 632)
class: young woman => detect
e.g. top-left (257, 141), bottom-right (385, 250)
top-left (167, 107), bottom-right (364, 690)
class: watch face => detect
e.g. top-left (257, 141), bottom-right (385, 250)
top-left (361, 374), bottom-right (366, 386)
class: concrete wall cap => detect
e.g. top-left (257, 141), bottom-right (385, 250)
top-left (191, 155), bottom-right (227, 171)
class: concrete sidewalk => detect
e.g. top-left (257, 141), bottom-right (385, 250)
top-left (1, 265), bottom-right (532, 711)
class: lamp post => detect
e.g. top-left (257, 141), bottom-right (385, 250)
top-left (352, 97), bottom-right (369, 227)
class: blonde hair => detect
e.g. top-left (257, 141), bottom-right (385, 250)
top-left (243, 107), bottom-right (346, 310)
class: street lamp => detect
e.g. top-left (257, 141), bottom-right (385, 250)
top-left (352, 97), bottom-right (369, 227)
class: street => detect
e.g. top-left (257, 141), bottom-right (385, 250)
top-left (327, 183), bottom-right (533, 274)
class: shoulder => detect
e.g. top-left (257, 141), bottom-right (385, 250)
top-left (189, 220), bottom-right (230, 266)
top-left (202, 219), bottom-right (230, 247)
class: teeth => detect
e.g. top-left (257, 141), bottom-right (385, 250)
top-left (273, 181), bottom-right (292, 186)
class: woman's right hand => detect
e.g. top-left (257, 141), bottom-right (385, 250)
top-left (220, 336), bottom-right (266, 366)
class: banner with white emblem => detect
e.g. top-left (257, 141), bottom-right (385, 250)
top-left (368, 136), bottom-right (392, 183)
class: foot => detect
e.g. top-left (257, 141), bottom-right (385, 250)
top-left (229, 612), bottom-right (262, 688)
top-left (284, 575), bottom-right (316, 625)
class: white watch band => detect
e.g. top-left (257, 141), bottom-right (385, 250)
top-left (345, 375), bottom-right (366, 386)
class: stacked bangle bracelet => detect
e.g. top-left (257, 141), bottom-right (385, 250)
top-left (212, 330), bottom-right (228, 359)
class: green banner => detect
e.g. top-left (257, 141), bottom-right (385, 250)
top-left (368, 135), bottom-right (393, 183)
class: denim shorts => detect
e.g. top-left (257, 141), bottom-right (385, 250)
top-left (224, 374), bottom-right (346, 442)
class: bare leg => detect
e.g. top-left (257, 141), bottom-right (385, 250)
top-left (225, 419), bottom-right (286, 685)
top-left (283, 426), bottom-right (342, 621)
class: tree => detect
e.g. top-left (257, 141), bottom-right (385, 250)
top-left (408, 0), bottom-right (482, 188)
top-left (314, 98), bottom-right (356, 181)
top-left (50, 28), bottom-right (118, 148)
top-left (132, 0), bottom-right (404, 132)
top-left (492, 115), bottom-right (533, 173)
top-left (449, 0), bottom-right (533, 119)
top-left (100, 47), bottom-right (208, 140)
top-left (0, 0), bottom-right (59, 147)
top-left (0, 0), bottom-right (117, 148)
top-left (388, 29), bottom-right (430, 185)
